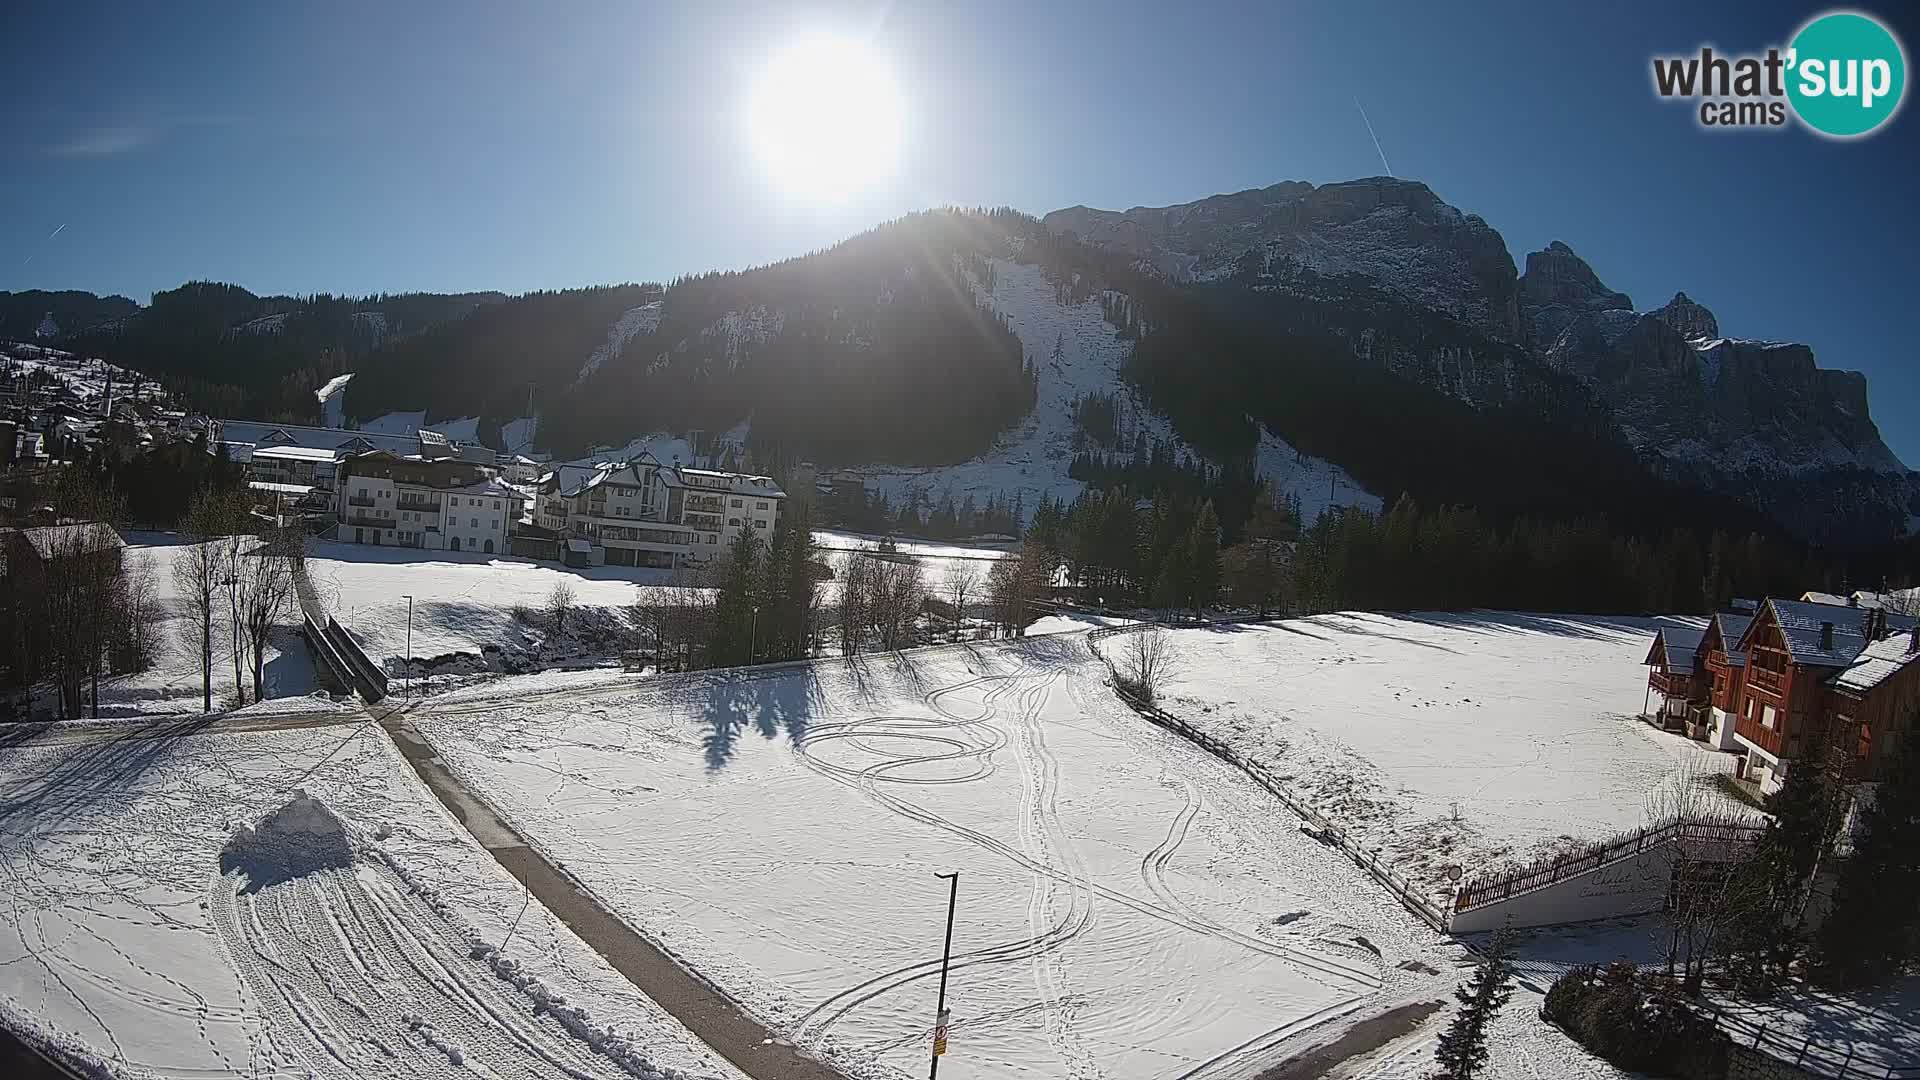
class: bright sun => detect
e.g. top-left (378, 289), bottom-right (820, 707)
top-left (747, 36), bottom-right (903, 197)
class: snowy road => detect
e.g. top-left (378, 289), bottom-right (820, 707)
top-left (412, 637), bottom-right (1452, 1080)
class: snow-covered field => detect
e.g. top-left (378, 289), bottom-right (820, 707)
top-left (813, 529), bottom-right (1012, 607)
top-left (2, 344), bottom-right (170, 407)
top-left (410, 636), bottom-right (1471, 1080)
top-left (1131, 611), bottom-right (1746, 905)
top-left (305, 541), bottom-right (676, 666)
top-left (0, 719), bottom-right (743, 1080)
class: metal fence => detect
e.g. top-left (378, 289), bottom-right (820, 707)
top-left (1453, 818), bottom-right (1765, 913)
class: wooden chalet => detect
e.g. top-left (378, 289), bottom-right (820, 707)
top-left (1642, 625), bottom-right (1708, 735)
top-left (1727, 598), bottom-right (1918, 794)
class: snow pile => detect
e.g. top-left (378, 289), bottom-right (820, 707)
top-left (221, 788), bottom-right (360, 887)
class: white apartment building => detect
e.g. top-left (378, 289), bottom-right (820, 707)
top-left (337, 451), bottom-right (515, 554)
top-left (533, 452), bottom-right (784, 568)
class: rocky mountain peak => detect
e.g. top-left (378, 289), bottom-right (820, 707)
top-left (1651, 291), bottom-right (1719, 340)
top-left (1516, 240), bottom-right (1632, 346)
top-left (1044, 177), bottom-right (1520, 338)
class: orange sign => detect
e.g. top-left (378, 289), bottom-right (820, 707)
top-left (933, 1008), bottom-right (951, 1056)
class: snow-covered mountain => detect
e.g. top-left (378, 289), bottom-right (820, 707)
top-left (1049, 180), bottom-right (1915, 542)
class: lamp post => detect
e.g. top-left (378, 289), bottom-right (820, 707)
top-left (402, 594), bottom-right (414, 698)
top-left (929, 872), bottom-right (958, 1079)
top-left (749, 604), bottom-right (760, 664)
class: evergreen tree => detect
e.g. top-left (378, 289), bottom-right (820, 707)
top-left (1432, 928), bottom-right (1516, 1080)
top-left (1185, 500), bottom-right (1221, 616)
top-left (1817, 738), bottom-right (1920, 986)
top-left (708, 531), bottom-right (764, 666)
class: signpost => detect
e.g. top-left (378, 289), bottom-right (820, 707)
top-left (930, 872), bottom-right (958, 1078)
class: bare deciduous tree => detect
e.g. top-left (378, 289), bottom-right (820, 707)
top-left (1644, 766), bottom-right (1769, 993)
top-left (1115, 626), bottom-right (1179, 706)
top-left (547, 580), bottom-right (578, 636)
top-left (947, 564), bottom-right (979, 642)
top-left (237, 526), bottom-right (300, 702)
top-left (835, 554), bottom-right (872, 657)
top-left (866, 557), bottom-right (926, 651)
top-left (175, 490), bottom-right (228, 713)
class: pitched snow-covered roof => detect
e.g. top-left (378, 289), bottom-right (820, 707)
top-left (1645, 626), bottom-right (1704, 673)
top-left (12, 522), bottom-right (125, 559)
top-left (1748, 598), bottom-right (1919, 668)
top-left (1707, 613), bottom-right (1753, 666)
top-left (1830, 629), bottom-right (1920, 695)
top-left (1801, 590), bottom-right (1849, 607)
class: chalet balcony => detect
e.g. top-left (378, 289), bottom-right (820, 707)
top-left (1647, 670), bottom-right (1692, 697)
top-left (397, 498), bottom-right (441, 513)
top-left (342, 513), bottom-right (389, 528)
top-left (684, 494), bottom-right (726, 514)
top-left (683, 512), bottom-right (723, 531)
top-left (1748, 666), bottom-right (1787, 695)
top-left (347, 495), bottom-right (376, 508)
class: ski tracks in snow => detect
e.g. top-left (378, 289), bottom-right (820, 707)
top-left (787, 657), bottom-right (1382, 1074)
top-left (209, 861), bottom-right (636, 1080)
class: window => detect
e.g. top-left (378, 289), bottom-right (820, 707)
top-left (490, 519), bottom-right (498, 530)
top-left (707, 534), bottom-right (717, 545)
top-left (1761, 705), bottom-right (1778, 730)
top-left (470, 517), bottom-right (479, 528)
top-left (731, 498), bottom-right (743, 507)
top-left (729, 517), bottom-right (741, 527)
top-left (755, 520), bottom-right (766, 529)
top-left (756, 500), bottom-right (768, 509)
top-left (493, 500), bottom-right (501, 510)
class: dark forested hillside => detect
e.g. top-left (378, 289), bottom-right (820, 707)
top-left (1119, 275), bottom-right (1780, 540)
top-left (0, 290), bottom-right (138, 340)
top-left (55, 284), bottom-right (504, 422)
top-left (535, 210), bottom-right (1038, 462)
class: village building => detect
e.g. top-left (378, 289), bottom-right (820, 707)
top-left (334, 451), bottom-right (514, 554)
top-left (1728, 599), bottom-right (1917, 794)
top-left (1644, 597), bottom-right (1919, 794)
top-left (528, 452), bottom-right (784, 568)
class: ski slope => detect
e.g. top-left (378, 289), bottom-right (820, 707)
top-left (834, 259), bottom-right (1375, 522)
top-left (410, 636), bottom-right (1463, 1080)
top-left (0, 720), bottom-right (743, 1080)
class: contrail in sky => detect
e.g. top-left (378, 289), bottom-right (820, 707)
top-left (1355, 99), bottom-right (1393, 178)
top-left (48, 223), bottom-right (67, 240)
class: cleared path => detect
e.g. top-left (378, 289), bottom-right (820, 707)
top-left (380, 710), bottom-right (850, 1080)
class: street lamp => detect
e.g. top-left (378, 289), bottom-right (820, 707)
top-left (929, 872), bottom-right (958, 1079)
top-left (749, 603), bottom-right (760, 664)
top-left (402, 594), bottom-right (414, 698)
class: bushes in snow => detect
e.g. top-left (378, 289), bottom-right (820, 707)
top-left (1541, 964), bottom-right (1730, 1080)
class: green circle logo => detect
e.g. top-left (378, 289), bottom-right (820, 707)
top-left (1787, 11), bottom-right (1907, 137)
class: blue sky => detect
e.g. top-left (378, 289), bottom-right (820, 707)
top-left (3, 1), bottom-right (1916, 465)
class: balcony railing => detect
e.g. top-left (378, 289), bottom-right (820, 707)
top-left (1749, 666), bottom-right (1787, 694)
top-left (347, 495), bottom-right (376, 508)
top-left (342, 513), bottom-right (389, 528)
top-left (397, 499), bottom-right (441, 513)
top-left (1648, 670), bottom-right (1692, 697)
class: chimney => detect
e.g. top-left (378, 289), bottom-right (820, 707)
top-left (1847, 594), bottom-right (1859, 608)
top-left (1820, 622), bottom-right (1835, 650)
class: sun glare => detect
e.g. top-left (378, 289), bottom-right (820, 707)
top-left (747, 36), bottom-right (904, 198)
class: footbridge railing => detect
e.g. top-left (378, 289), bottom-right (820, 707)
top-left (1452, 818), bottom-right (1765, 915)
